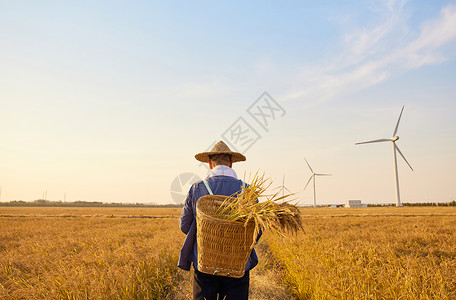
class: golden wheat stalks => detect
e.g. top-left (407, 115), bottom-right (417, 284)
top-left (215, 172), bottom-right (304, 247)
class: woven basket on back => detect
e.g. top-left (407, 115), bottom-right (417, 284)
top-left (196, 195), bottom-right (255, 278)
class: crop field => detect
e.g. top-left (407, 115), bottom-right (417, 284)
top-left (1, 207), bottom-right (456, 299)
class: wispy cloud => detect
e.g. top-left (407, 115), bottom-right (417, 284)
top-left (286, 2), bottom-right (456, 102)
top-left (403, 4), bottom-right (456, 68)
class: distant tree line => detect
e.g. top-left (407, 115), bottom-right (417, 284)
top-left (368, 201), bottom-right (456, 207)
top-left (0, 199), bottom-right (183, 208)
top-left (1, 199), bottom-right (454, 208)
top-left (403, 201), bottom-right (456, 207)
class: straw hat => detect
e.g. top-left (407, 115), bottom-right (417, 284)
top-left (195, 141), bottom-right (246, 163)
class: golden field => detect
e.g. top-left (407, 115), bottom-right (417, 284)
top-left (0, 207), bottom-right (182, 217)
top-left (0, 216), bottom-right (192, 299)
top-left (1, 206), bottom-right (456, 299)
top-left (267, 215), bottom-right (456, 299)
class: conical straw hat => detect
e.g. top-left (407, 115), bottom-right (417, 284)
top-left (195, 141), bottom-right (246, 163)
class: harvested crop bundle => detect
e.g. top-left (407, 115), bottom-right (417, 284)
top-left (196, 172), bottom-right (303, 278)
top-left (215, 172), bottom-right (304, 247)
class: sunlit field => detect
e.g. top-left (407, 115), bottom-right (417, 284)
top-left (0, 216), bottom-right (193, 299)
top-left (267, 213), bottom-right (456, 299)
top-left (1, 207), bottom-right (456, 299)
top-left (0, 207), bottom-right (181, 217)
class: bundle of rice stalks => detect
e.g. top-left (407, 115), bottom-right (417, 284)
top-left (215, 172), bottom-right (304, 248)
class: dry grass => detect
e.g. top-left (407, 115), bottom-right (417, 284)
top-left (2, 206), bottom-right (456, 299)
top-left (0, 207), bottom-right (182, 218)
top-left (299, 206), bottom-right (456, 217)
top-left (267, 213), bottom-right (456, 299)
top-left (249, 239), bottom-right (294, 300)
top-left (0, 216), bottom-right (192, 299)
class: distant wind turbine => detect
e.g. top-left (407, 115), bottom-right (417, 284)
top-left (274, 174), bottom-right (293, 200)
top-left (355, 105), bottom-right (414, 207)
top-left (304, 158), bottom-right (332, 207)
top-left (280, 174), bottom-right (292, 199)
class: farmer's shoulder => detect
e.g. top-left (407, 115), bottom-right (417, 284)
top-left (209, 176), bottom-right (246, 190)
top-left (189, 180), bottom-right (207, 193)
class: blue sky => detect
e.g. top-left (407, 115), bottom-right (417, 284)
top-left (1, 0), bottom-right (455, 205)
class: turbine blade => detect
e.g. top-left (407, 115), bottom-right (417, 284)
top-left (303, 175), bottom-right (314, 191)
top-left (315, 174), bottom-right (332, 176)
top-left (355, 138), bottom-right (392, 145)
top-left (284, 186), bottom-right (293, 193)
top-left (395, 144), bottom-right (414, 171)
top-left (393, 106), bottom-right (405, 136)
top-left (304, 158), bottom-right (314, 173)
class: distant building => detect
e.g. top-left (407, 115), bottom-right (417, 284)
top-left (345, 200), bottom-right (367, 208)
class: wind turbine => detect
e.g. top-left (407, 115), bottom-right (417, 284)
top-left (279, 174), bottom-right (292, 199)
top-left (355, 106), bottom-right (414, 207)
top-left (304, 158), bottom-right (332, 207)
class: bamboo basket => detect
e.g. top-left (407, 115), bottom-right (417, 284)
top-left (196, 195), bottom-right (255, 278)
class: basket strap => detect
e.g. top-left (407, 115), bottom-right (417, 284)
top-left (240, 181), bottom-right (246, 194)
top-left (202, 180), bottom-right (213, 195)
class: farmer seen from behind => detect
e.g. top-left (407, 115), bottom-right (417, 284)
top-left (178, 140), bottom-right (259, 300)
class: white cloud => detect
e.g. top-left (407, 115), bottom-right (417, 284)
top-left (344, 0), bottom-right (407, 58)
top-left (404, 4), bottom-right (456, 68)
top-left (286, 3), bottom-right (456, 102)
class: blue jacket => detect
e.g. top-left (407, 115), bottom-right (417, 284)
top-left (178, 175), bottom-right (259, 272)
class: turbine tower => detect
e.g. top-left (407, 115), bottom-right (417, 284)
top-left (304, 158), bottom-right (332, 207)
top-left (355, 105), bottom-right (414, 207)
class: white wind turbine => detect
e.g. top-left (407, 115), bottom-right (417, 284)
top-left (304, 158), bottom-right (332, 207)
top-left (355, 106), bottom-right (414, 207)
top-left (280, 174), bottom-right (292, 199)
top-left (274, 174), bottom-right (293, 200)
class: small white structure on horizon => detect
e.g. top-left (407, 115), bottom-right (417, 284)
top-left (345, 200), bottom-right (367, 208)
